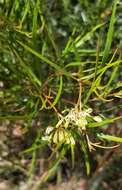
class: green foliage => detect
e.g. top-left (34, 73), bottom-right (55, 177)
top-left (0, 0), bottom-right (122, 187)
top-left (102, 0), bottom-right (118, 64)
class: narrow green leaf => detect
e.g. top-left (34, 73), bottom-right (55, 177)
top-left (9, 0), bottom-right (20, 17)
top-left (19, 0), bottom-right (30, 27)
top-left (63, 27), bottom-right (76, 55)
top-left (15, 29), bottom-right (32, 38)
top-left (48, 76), bottom-right (63, 109)
top-left (102, 0), bottom-right (118, 64)
top-left (32, 0), bottom-right (40, 40)
top-left (21, 143), bottom-right (46, 154)
top-left (65, 61), bottom-right (96, 68)
top-left (34, 146), bottom-right (67, 187)
top-left (84, 60), bottom-right (121, 104)
top-left (97, 133), bottom-right (122, 143)
top-left (13, 48), bottom-right (42, 88)
top-left (28, 133), bottom-right (41, 177)
top-left (39, 94), bottom-right (47, 110)
top-left (75, 23), bottom-right (104, 48)
top-left (17, 40), bottom-right (61, 71)
top-left (102, 65), bottom-right (119, 95)
top-left (81, 141), bottom-right (90, 175)
top-left (88, 116), bottom-right (122, 128)
top-left (29, 150), bottom-right (36, 177)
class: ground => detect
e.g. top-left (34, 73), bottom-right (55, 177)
top-left (0, 120), bottom-right (122, 190)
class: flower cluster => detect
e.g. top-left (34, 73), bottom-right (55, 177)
top-left (42, 107), bottom-right (102, 145)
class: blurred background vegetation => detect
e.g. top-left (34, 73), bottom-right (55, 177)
top-left (0, 0), bottom-right (122, 118)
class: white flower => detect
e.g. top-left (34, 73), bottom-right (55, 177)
top-left (93, 116), bottom-right (102, 122)
top-left (45, 126), bottom-right (54, 134)
top-left (86, 108), bottom-right (93, 113)
top-left (76, 117), bottom-right (87, 127)
top-left (42, 136), bottom-right (50, 141)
